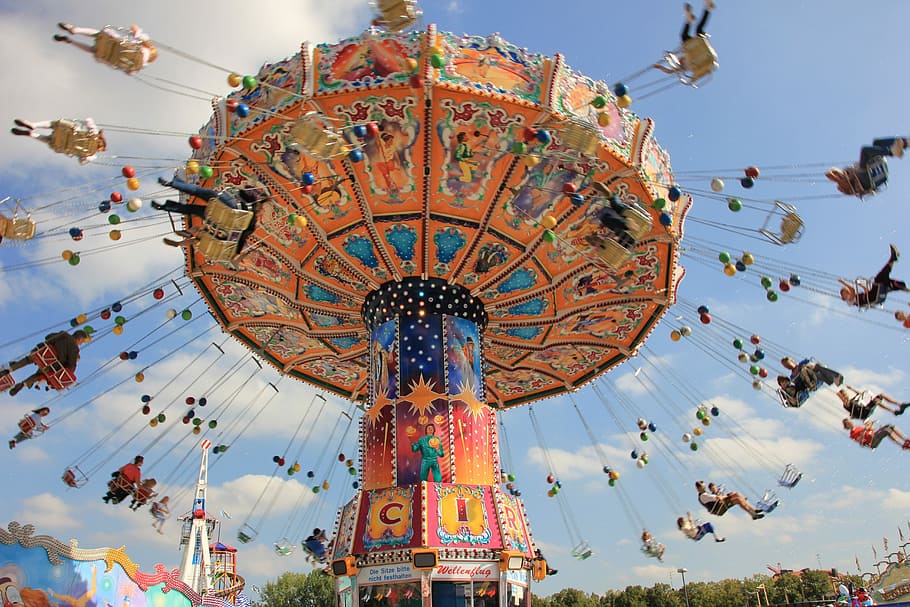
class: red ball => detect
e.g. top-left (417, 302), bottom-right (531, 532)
top-left (338, 453), bottom-right (346, 462)
top-left (225, 99), bottom-right (238, 113)
top-left (153, 288), bottom-right (165, 300)
top-left (562, 183), bottom-right (577, 194)
top-left (779, 280), bottom-right (791, 292)
top-left (699, 312), bottom-right (712, 324)
top-left (121, 166), bottom-right (136, 178)
top-left (523, 127), bottom-right (538, 142)
top-left (119, 352), bottom-right (129, 360)
top-left (546, 474), bottom-right (555, 484)
top-left (189, 136), bottom-right (203, 149)
top-left (186, 396), bottom-right (195, 405)
top-left (183, 417), bottom-right (191, 424)
top-left (744, 166), bottom-right (760, 179)
top-left (100, 309), bottom-right (111, 320)
top-left (750, 334), bottom-right (761, 345)
top-left (302, 184), bottom-right (314, 194)
top-left (278, 457), bottom-right (286, 467)
top-left (110, 192), bottom-right (123, 203)
top-left (142, 405), bottom-right (151, 415)
top-left (366, 122), bottom-right (380, 137)
top-left (408, 74), bottom-right (424, 89)
top-left (759, 368), bottom-right (769, 378)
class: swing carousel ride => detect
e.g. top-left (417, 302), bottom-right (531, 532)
top-left (3, 0), bottom-right (910, 604)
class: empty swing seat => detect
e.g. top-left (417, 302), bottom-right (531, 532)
top-left (374, 0), bottom-right (420, 31)
top-left (572, 542), bottom-right (593, 560)
top-left (559, 120), bottom-right (601, 156)
top-left (754, 490), bottom-right (780, 514)
top-left (289, 118), bottom-right (349, 160)
top-left (0, 215), bottom-right (36, 241)
top-left (778, 464), bottom-right (802, 489)
top-left (237, 523), bottom-right (258, 544)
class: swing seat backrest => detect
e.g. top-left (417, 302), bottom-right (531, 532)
top-left (195, 232), bottom-right (240, 262)
top-left (204, 200), bottom-right (254, 233)
top-left (30, 343), bottom-right (77, 390)
top-left (559, 120), bottom-right (601, 156)
top-left (375, 0), bottom-right (420, 31)
top-left (778, 212), bottom-right (804, 244)
top-left (867, 157), bottom-right (889, 190)
top-left (682, 35), bottom-right (719, 83)
top-left (94, 31), bottom-right (145, 74)
top-left (586, 234), bottom-right (631, 271)
top-left (622, 204), bottom-right (653, 241)
top-left (18, 416), bottom-right (37, 435)
top-left (0, 215), bottom-right (36, 240)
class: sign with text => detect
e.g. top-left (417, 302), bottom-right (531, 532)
top-left (357, 563), bottom-right (419, 585)
top-left (432, 562), bottom-right (499, 580)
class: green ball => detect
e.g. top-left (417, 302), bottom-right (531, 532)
top-left (733, 338), bottom-right (743, 350)
top-left (608, 478), bottom-right (616, 487)
top-left (543, 229), bottom-right (556, 242)
top-left (760, 276), bottom-right (772, 288)
top-left (727, 198), bottom-right (743, 212)
top-left (114, 315), bottom-right (126, 325)
top-left (348, 467), bottom-right (357, 475)
top-left (652, 198), bottom-right (666, 210)
top-left (287, 468), bottom-right (295, 476)
top-left (750, 365), bottom-right (760, 375)
top-left (690, 442), bottom-right (699, 451)
top-left (193, 418), bottom-right (202, 426)
top-left (718, 251), bottom-right (731, 263)
top-left (208, 420), bottom-right (217, 429)
top-left (640, 432), bottom-right (649, 441)
top-left (68, 255), bottom-right (81, 266)
top-left (157, 413), bottom-right (166, 423)
top-left (181, 310), bottom-right (192, 320)
top-left (287, 213), bottom-right (297, 226)
top-left (108, 214), bottom-right (121, 225)
top-left (83, 325), bottom-right (94, 334)
top-left (591, 95), bottom-right (607, 109)
top-left (696, 410), bottom-right (705, 420)
top-left (507, 473), bottom-right (516, 481)
top-left (242, 75), bottom-right (257, 89)
top-left (430, 54), bottom-right (445, 68)
top-left (767, 290), bottom-right (779, 302)
top-left (199, 166), bottom-right (214, 179)
top-left (511, 141), bottom-right (527, 155)
top-left (312, 486), bottom-right (320, 493)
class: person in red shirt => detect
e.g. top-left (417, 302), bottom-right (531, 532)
top-left (103, 455), bottom-right (143, 503)
top-left (843, 419), bottom-right (910, 450)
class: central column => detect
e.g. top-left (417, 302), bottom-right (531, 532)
top-left (361, 277), bottom-right (495, 489)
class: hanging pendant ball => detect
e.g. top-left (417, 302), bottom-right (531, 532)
top-left (750, 334), bottom-right (761, 345)
top-left (181, 309), bottom-right (192, 320)
top-left (187, 409), bottom-right (195, 419)
top-left (429, 54), bottom-right (445, 69)
top-left (302, 184), bottom-right (313, 194)
top-left (192, 427), bottom-right (201, 435)
top-left (353, 481), bottom-right (359, 489)
top-left (312, 486), bottom-right (320, 494)
top-left (723, 264), bottom-right (736, 277)
top-left (186, 160), bottom-right (200, 174)
top-left (322, 481), bottom-right (330, 490)
top-left (108, 214), bottom-right (121, 225)
top-left (100, 309), bottom-right (112, 320)
top-left (408, 74), bottom-right (424, 88)
top-left (83, 325), bottom-right (94, 335)
top-left (766, 290), bottom-right (779, 302)
top-left (348, 467), bottom-right (357, 475)
top-left (547, 488), bottom-right (555, 497)
top-left (568, 193), bottom-right (584, 206)
top-left (701, 417), bottom-right (711, 427)
top-left (111, 192), bottom-right (123, 203)
top-left (637, 418), bottom-right (648, 430)
top-left (405, 57), bottom-right (418, 72)
top-left (523, 127), bottom-right (538, 142)
top-left (188, 136), bottom-right (203, 149)
top-left (349, 149), bottom-right (364, 162)
top-left (597, 112), bottom-right (611, 127)
top-left (740, 176), bottom-right (755, 189)
top-left (157, 413), bottom-right (166, 423)
top-left (591, 94), bottom-right (607, 108)
top-left (609, 469), bottom-right (620, 481)
top-left (680, 325), bottom-right (692, 337)
top-left (612, 82), bottom-right (629, 97)
top-left (114, 315), bottom-right (126, 326)
top-left (287, 468), bottom-right (295, 476)
top-left (659, 212), bottom-right (672, 226)
top-left (738, 352), bottom-right (749, 363)
top-left (69, 227), bottom-right (83, 240)
top-left (120, 166), bottom-right (136, 179)
top-left (98, 200), bottom-right (111, 213)
top-left (153, 288), bottom-right (165, 300)
top-left (750, 365), bottom-right (760, 375)
top-left (294, 215), bottom-right (308, 228)
top-left (640, 432), bottom-right (649, 441)
top-left (546, 474), bottom-right (555, 484)
top-left (636, 459), bottom-right (646, 469)
top-left (752, 379), bottom-right (762, 390)
top-left (293, 463), bottom-right (301, 472)
top-left (789, 273), bottom-right (801, 286)
top-left (338, 453), bottom-right (346, 462)
top-left (670, 330), bottom-right (681, 342)
top-left (272, 455), bottom-right (280, 463)
top-left (346, 459), bottom-right (354, 467)
top-left (241, 75), bottom-right (257, 89)
top-left (697, 305), bottom-right (710, 315)
top-left (141, 394), bottom-right (152, 403)
top-left (542, 229), bottom-right (556, 243)
top-left (682, 433), bottom-right (691, 442)
top-left (225, 99), bottom-right (238, 113)
top-left (779, 279), bottom-right (791, 292)
top-left (507, 473), bottom-right (516, 482)
top-left (352, 124), bottom-right (368, 139)
top-left (693, 427), bottom-right (702, 436)
top-left (710, 178), bottom-right (725, 192)
top-left (287, 213), bottom-right (298, 226)
top-left (235, 104), bottom-right (250, 118)
top-left (696, 409), bottom-right (705, 421)
top-left (652, 197), bottom-right (666, 210)
top-left (307, 470), bottom-right (315, 478)
top-left (630, 450), bottom-right (639, 460)
top-left (511, 141), bottom-right (528, 155)
top-left (759, 367), bottom-right (769, 378)
top-left (648, 422), bottom-right (658, 433)
top-left (608, 478), bottom-right (616, 487)
top-left (227, 73), bottom-right (242, 87)
top-left (150, 419), bottom-right (158, 428)
top-left (183, 417), bottom-right (191, 425)
top-left (742, 252), bottom-right (755, 265)
top-left (710, 406), bottom-right (720, 417)
top-left (668, 185), bottom-right (681, 201)
top-left (690, 442), bottom-right (699, 451)
top-left (166, 309), bottom-right (177, 319)
top-left (365, 122), bottom-right (380, 137)
top-left (198, 397), bottom-right (207, 407)
top-left (562, 182), bottom-right (577, 194)
top-left (735, 260), bottom-right (747, 272)
top-left (126, 177), bottom-right (140, 191)
top-left (127, 198), bottom-right (142, 212)
top-left (617, 94), bottom-right (632, 108)
top-left (119, 352), bottom-right (129, 360)
top-left (109, 229), bottom-right (121, 241)
top-left (700, 312), bottom-right (712, 324)
top-left (760, 276), bottom-right (773, 288)
top-left (142, 405), bottom-right (151, 415)
top-left (753, 348), bottom-right (765, 361)
top-left (744, 166), bottom-right (760, 179)
top-left (541, 215), bottom-right (558, 230)
top-left (199, 165), bottom-right (214, 179)
top-left (603, 466), bottom-right (611, 474)
top-left (186, 397), bottom-right (196, 405)
top-left (727, 197), bottom-right (742, 212)
top-left (732, 337), bottom-right (744, 350)
top-left (212, 446), bottom-right (220, 454)
top-left (535, 129), bottom-right (552, 145)
top-left (208, 420), bottom-right (217, 429)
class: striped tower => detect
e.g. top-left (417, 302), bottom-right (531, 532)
top-left (179, 440), bottom-right (214, 593)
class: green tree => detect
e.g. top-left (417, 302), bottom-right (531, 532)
top-left (544, 587), bottom-right (598, 607)
top-left (258, 571), bottom-right (335, 607)
top-left (800, 570), bottom-right (837, 601)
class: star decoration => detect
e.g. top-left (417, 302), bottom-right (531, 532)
top-left (400, 373), bottom-right (444, 416)
top-left (453, 379), bottom-right (487, 419)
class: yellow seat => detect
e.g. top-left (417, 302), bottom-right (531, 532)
top-left (0, 215), bottom-right (35, 241)
top-left (94, 30), bottom-right (145, 74)
top-left (203, 199), bottom-right (254, 235)
top-left (559, 120), bottom-right (601, 156)
top-left (49, 120), bottom-right (103, 158)
top-left (622, 205), bottom-right (653, 241)
top-left (374, 0), bottom-right (420, 31)
top-left (289, 116), bottom-right (349, 160)
top-left (587, 234), bottom-right (631, 271)
top-left (681, 35), bottom-right (719, 84)
top-left (195, 232), bottom-right (239, 263)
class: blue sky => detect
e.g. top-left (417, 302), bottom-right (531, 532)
top-left (1, 0), bottom-right (909, 599)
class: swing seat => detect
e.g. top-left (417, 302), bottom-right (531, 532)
top-left (759, 201), bottom-right (804, 245)
top-left (237, 523), bottom-right (258, 544)
top-left (680, 35), bottom-right (718, 85)
top-left (777, 464), bottom-right (802, 489)
top-left (641, 543), bottom-right (665, 561)
top-left (289, 117), bottom-right (349, 160)
top-left (0, 214), bottom-right (36, 241)
top-left (559, 120), bottom-right (601, 156)
top-left (62, 466), bottom-right (88, 488)
top-left (107, 474), bottom-right (134, 504)
top-left (571, 542), bottom-right (593, 560)
top-left (0, 372), bottom-right (14, 393)
top-left (777, 387), bottom-right (809, 409)
top-left (274, 539), bottom-right (296, 556)
top-left (203, 200), bottom-right (254, 234)
top-left (755, 490), bottom-right (780, 514)
top-left (374, 0), bottom-right (421, 31)
top-left (30, 343), bottom-right (76, 390)
top-left (94, 29), bottom-right (146, 74)
top-left (49, 120), bottom-right (103, 159)
top-left (17, 416), bottom-right (38, 437)
top-left (587, 233), bottom-right (632, 271)
top-left (622, 204), bottom-right (653, 241)
top-left (195, 232), bottom-right (240, 263)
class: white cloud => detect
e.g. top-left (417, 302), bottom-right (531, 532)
top-left (15, 494), bottom-right (79, 530)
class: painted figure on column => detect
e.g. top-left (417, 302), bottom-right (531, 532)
top-left (411, 423), bottom-right (444, 482)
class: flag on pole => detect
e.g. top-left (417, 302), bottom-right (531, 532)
top-left (884, 536), bottom-right (889, 551)
top-left (872, 544), bottom-right (878, 559)
top-left (855, 555), bottom-right (861, 571)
